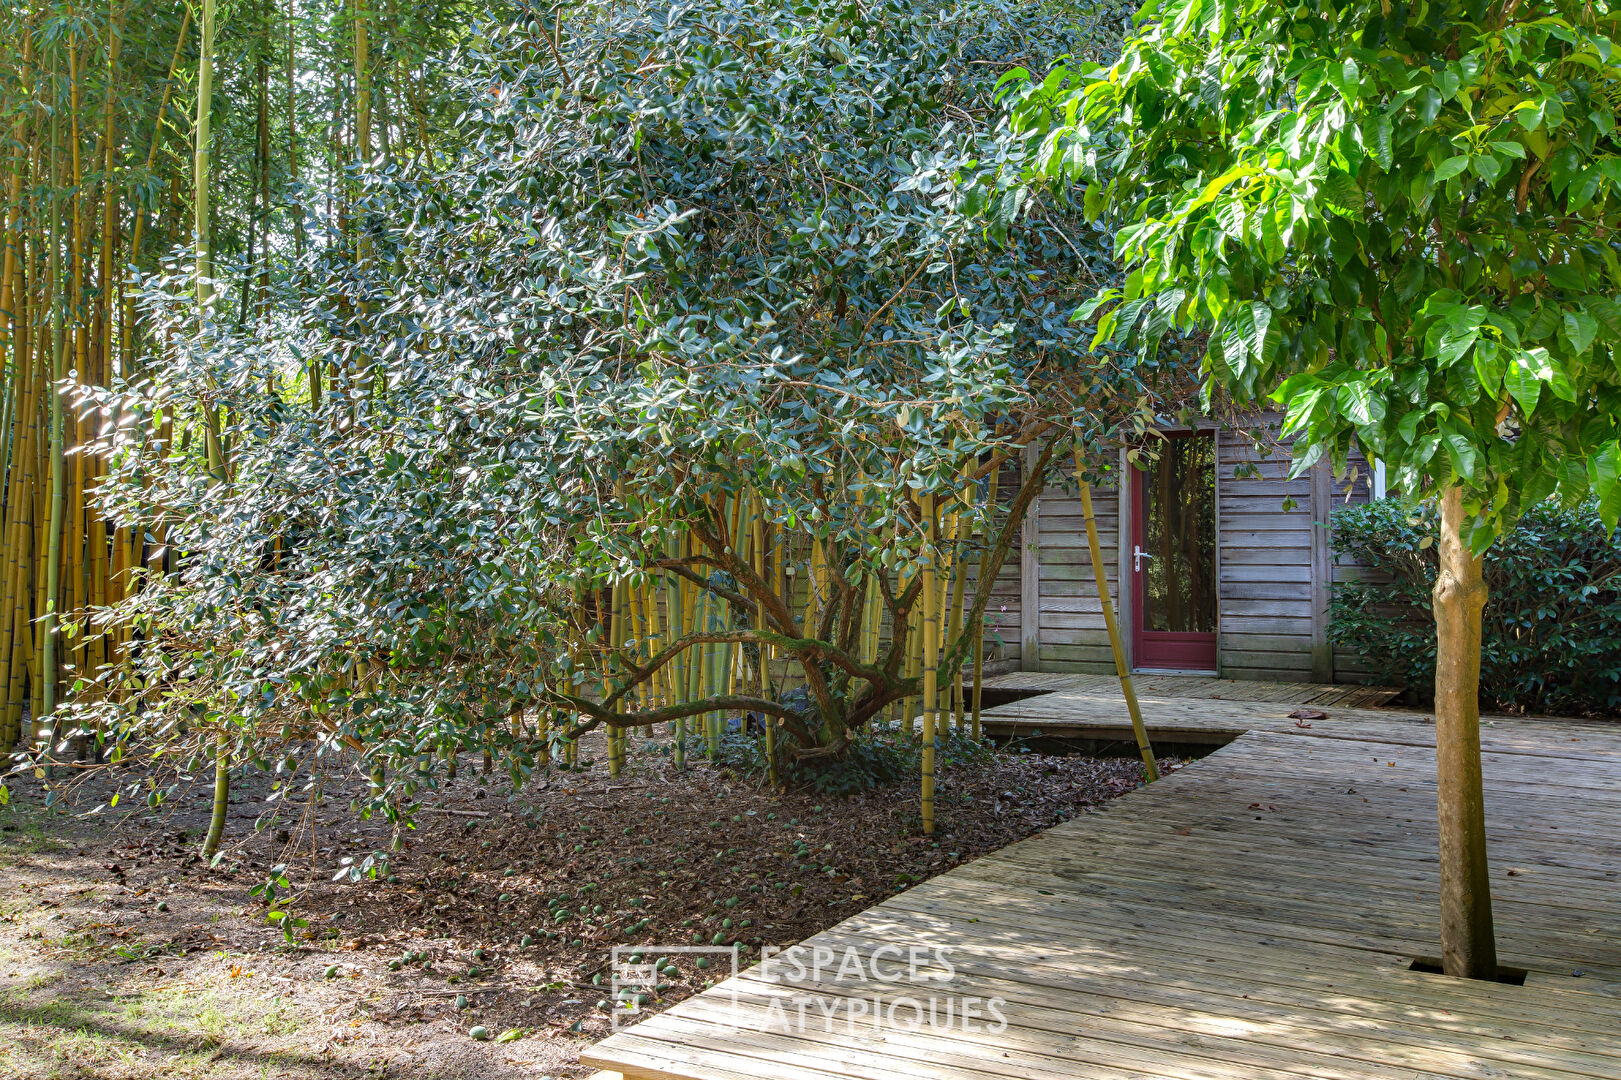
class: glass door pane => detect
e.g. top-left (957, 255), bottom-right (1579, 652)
top-left (1133, 433), bottom-right (1218, 671)
top-left (1141, 436), bottom-right (1216, 632)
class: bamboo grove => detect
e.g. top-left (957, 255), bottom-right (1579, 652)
top-left (0, 0), bottom-right (1176, 849)
top-left (0, 0), bottom-right (487, 745)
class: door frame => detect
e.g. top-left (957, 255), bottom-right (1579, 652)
top-left (1129, 430), bottom-right (1219, 672)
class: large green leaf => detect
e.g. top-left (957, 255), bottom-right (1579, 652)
top-left (1562, 309), bottom-right (1599, 356)
top-left (1505, 349), bottom-right (1551, 417)
top-left (1593, 441), bottom-right (1621, 529)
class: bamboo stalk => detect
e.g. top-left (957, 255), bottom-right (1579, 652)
top-left (254, 0), bottom-right (271, 315)
top-left (665, 530), bottom-right (686, 770)
top-left (705, 581), bottom-right (723, 758)
top-left (920, 493), bottom-right (938, 835)
top-left (606, 579), bottom-right (623, 776)
top-left (903, 598), bottom-right (920, 735)
top-left (1, 313), bottom-right (40, 746)
top-left (970, 467), bottom-right (1000, 740)
top-left (30, 240), bottom-right (46, 731)
top-left (29, 250), bottom-right (46, 729)
top-left (88, 3), bottom-right (125, 698)
top-left (67, 33), bottom-right (89, 710)
top-left (946, 478), bottom-right (970, 730)
top-left (1073, 446), bottom-right (1158, 782)
top-left (352, 0), bottom-right (371, 168)
top-left (0, 26), bottom-right (34, 746)
top-left (0, 24), bottom-right (26, 369)
top-left (193, 0), bottom-right (232, 842)
top-left (195, 0), bottom-right (217, 306)
top-left (750, 495), bottom-right (777, 785)
top-left (684, 533), bottom-right (704, 758)
top-left (40, 50), bottom-right (66, 745)
top-left (633, 582), bottom-right (654, 709)
top-left (653, 580), bottom-right (674, 710)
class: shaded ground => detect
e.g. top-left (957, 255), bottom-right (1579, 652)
top-left (0, 729), bottom-right (1169, 1079)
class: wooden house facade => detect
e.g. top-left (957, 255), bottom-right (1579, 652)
top-left (980, 414), bottom-right (1378, 683)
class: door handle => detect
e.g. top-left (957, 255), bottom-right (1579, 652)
top-left (1133, 546), bottom-right (1154, 573)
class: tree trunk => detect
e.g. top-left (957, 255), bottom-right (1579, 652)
top-left (1433, 485), bottom-right (1496, 979)
top-left (201, 741), bottom-right (230, 857)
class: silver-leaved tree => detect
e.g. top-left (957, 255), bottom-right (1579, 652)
top-left (70, 0), bottom-right (1180, 844)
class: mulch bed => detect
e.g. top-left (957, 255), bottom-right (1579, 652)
top-left (0, 729), bottom-right (1171, 1079)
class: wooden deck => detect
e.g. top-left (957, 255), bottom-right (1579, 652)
top-left (976, 673), bottom-right (1443, 749)
top-left (973, 670), bottom-right (1403, 708)
top-left (583, 683), bottom-right (1621, 1080)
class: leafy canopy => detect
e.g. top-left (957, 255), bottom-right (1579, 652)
top-left (1005, 0), bottom-right (1621, 546)
top-left (81, 0), bottom-right (1174, 799)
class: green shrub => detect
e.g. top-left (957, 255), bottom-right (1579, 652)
top-left (1329, 500), bottom-right (1621, 716)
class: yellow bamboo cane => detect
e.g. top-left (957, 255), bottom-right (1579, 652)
top-left (903, 600), bottom-right (921, 736)
top-left (970, 465), bottom-right (1000, 741)
top-left (935, 494), bottom-right (957, 729)
top-left (628, 576), bottom-right (649, 715)
top-left (946, 477), bottom-right (970, 730)
top-left (665, 531), bottom-right (687, 769)
top-left (920, 493), bottom-right (939, 835)
top-left (606, 579), bottom-right (624, 776)
top-left (805, 539), bottom-right (823, 639)
top-left (0, 323), bottom-right (39, 744)
top-left (751, 502), bottom-right (777, 784)
top-left (1073, 446), bottom-right (1158, 782)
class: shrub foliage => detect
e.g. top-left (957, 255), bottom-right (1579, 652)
top-left (66, 0), bottom-right (1176, 812)
top-left (1330, 500), bottom-right (1621, 715)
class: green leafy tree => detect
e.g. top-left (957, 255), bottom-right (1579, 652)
top-left (1004, 0), bottom-right (1621, 978)
top-left (73, 0), bottom-right (1175, 831)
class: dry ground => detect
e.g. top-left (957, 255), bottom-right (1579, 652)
top-left (0, 728), bottom-right (1169, 1079)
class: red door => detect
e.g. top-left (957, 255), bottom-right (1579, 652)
top-left (1131, 432), bottom-right (1218, 670)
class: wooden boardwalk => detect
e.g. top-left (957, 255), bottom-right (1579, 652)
top-left (972, 670), bottom-right (1403, 708)
top-left (583, 684), bottom-right (1621, 1080)
top-left (978, 674), bottom-right (1439, 749)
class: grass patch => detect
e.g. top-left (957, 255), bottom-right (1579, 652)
top-left (0, 979), bottom-right (309, 1079)
top-left (0, 810), bottom-right (65, 864)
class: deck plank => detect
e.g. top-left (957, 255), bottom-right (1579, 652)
top-left (583, 684), bottom-right (1621, 1080)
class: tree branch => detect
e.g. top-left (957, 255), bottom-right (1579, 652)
top-left (648, 558), bottom-right (752, 611)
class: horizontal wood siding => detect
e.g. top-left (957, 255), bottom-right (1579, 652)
top-left (1016, 422), bottom-right (1390, 683)
top-left (1037, 474), bottom-right (1121, 674)
top-left (1217, 421), bottom-right (1317, 680)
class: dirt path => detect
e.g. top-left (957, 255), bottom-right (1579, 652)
top-left (0, 731), bottom-right (1165, 1079)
